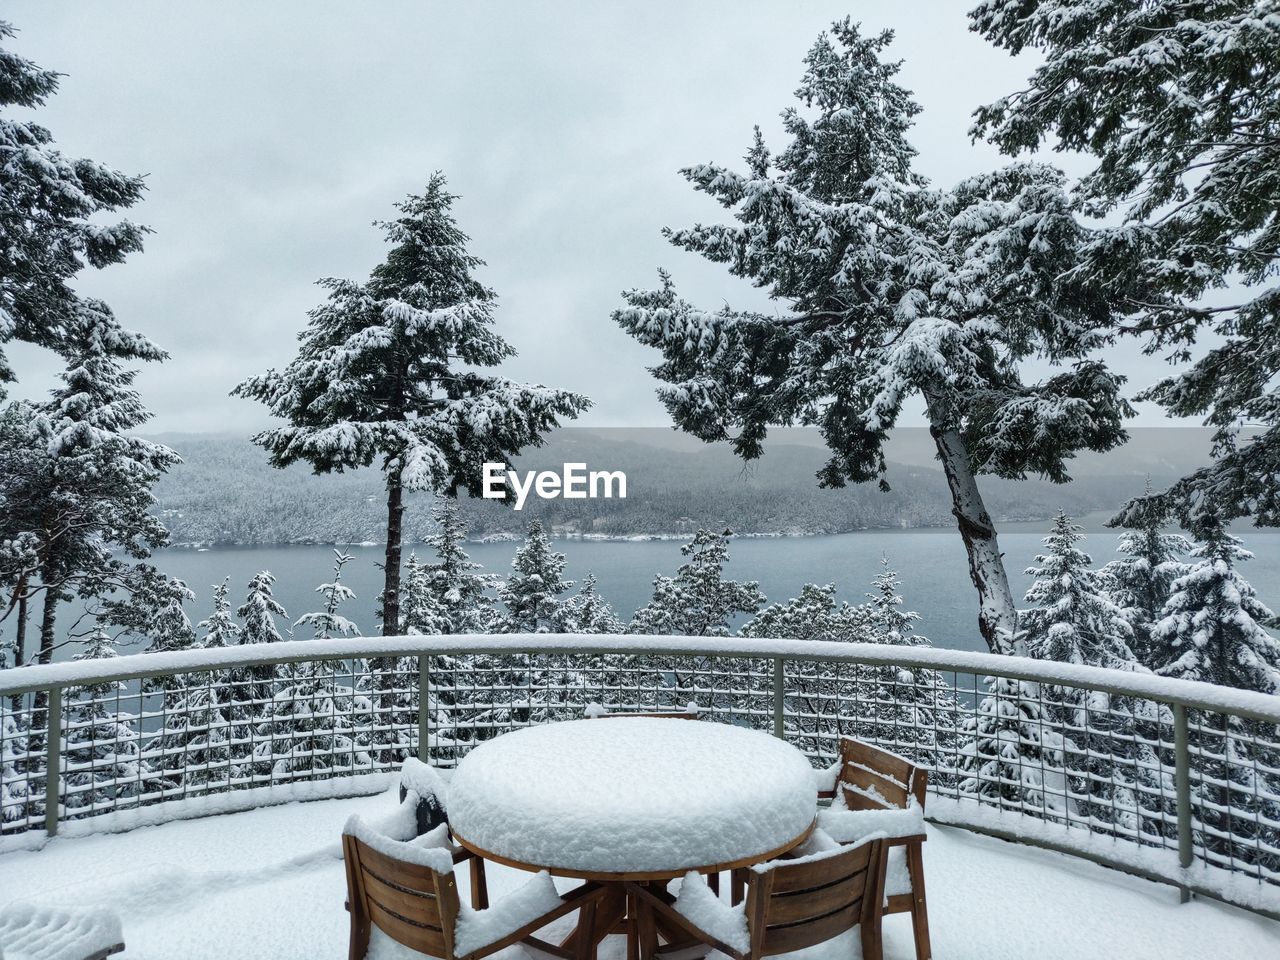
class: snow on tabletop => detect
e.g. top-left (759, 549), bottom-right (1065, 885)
top-left (343, 816), bottom-right (455, 875)
top-left (674, 871), bottom-right (749, 953)
top-left (0, 905), bottom-right (122, 960)
top-left (818, 803), bottom-right (925, 843)
top-left (400, 758), bottom-right (449, 807)
top-left (452, 871), bottom-right (562, 957)
top-left (447, 718), bottom-right (816, 874)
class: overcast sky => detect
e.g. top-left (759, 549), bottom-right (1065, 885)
top-left (6, 0), bottom-right (1186, 434)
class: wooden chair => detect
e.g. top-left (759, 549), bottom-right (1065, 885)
top-left (396, 758), bottom-right (489, 909)
top-left (342, 815), bottom-right (605, 960)
top-left (628, 833), bottom-right (887, 960)
top-left (828, 738), bottom-right (932, 960)
top-left (583, 702), bottom-right (700, 720)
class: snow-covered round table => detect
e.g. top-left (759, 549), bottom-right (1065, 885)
top-left (448, 718), bottom-right (817, 879)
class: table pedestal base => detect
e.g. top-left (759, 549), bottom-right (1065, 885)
top-left (533, 879), bottom-right (713, 960)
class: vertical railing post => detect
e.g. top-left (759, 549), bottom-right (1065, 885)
top-left (417, 655), bottom-right (430, 763)
top-left (772, 657), bottom-right (785, 739)
top-left (44, 685), bottom-right (62, 838)
top-left (1173, 702), bottom-right (1193, 903)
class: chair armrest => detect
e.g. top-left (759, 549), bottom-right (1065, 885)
top-left (452, 844), bottom-right (475, 864)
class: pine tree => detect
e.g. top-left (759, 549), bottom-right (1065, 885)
top-left (294, 550), bottom-right (359, 641)
top-left (1148, 508), bottom-right (1280, 874)
top-left (1102, 485), bottom-right (1192, 667)
top-left (233, 571), bottom-right (287, 773)
top-left (1020, 513), bottom-right (1161, 833)
top-left (614, 20), bottom-right (1130, 656)
top-left (63, 629), bottom-right (142, 816)
top-left (1152, 511), bottom-right (1280, 694)
top-left (405, 502), bottom-right (498, 635)
top-left (972, 1), bottom-right (1280, 535)
top-left (16, 307), bottom-right (176, 670)
top-left (1021, 513), bottom-right (1137, 677)
top-left (266, 552), bottom-right (368, 779)
top-left (140, 577), bottom-right (197, 791)
top-left (629, 529), bottom-right (765, 638)
top-left (958, 675), bottom-right (1065, 814)
top-left (0, 20), bottom-right (147, 392)
top-left (867, 557), bottom-right (920, 643)
top-left (563, 574), bottom-right (623, 635)
top-left (233, 175), bottom-right (589, 636)
top-left (499, 520), bottom-right (572, 634)
top-left (238, 571), bottom-right (288, 647)
top-left (174, 579), bottom-right (242, 790)
top-left (1, 706), bottom-right (31, 828)
top-left (198, 578), bottom-right (241, 649)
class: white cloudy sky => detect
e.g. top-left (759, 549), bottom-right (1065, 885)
top-left (6, 0), bottom-right (1187, 434)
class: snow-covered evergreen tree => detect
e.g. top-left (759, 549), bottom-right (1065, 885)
top-left (867, 557), bottom-right (920, 643)
top-left (404, 502), bottom-right (498, 635)
top-left (63, 629), bottom-right (142, 815)
top-left (1102, 486), bottom-right (1192, 667)
top-left (1021, 512), bottom-right (1137, 677)
top-left (1020, 513), bottom-right (1165, 833)
top-left (614, 20), bottom-right (1130, 656)
top-left (973, 1), bottom-right (1280, 536)
top-left (265, 552), bottom-right (367, 780)
top-left (629, 529), bottom-right (765, 638)
top-left (563, 574), bottom-right (623, 635)
top-left (0, 706), bottom-right (31, 828)
top-left (499, 520), bottom-right (572, 634)
top-left (198, 578), bottom-right (241, 649)
top-left (13, 307), bottom-right (176, 669)
top-left (238, 571), bottom-right (288, 647)
top-left (1153, 511), bottom-right (1280, 695)
top-left (294, 551), bottom-right (359, 641)
top-left (233, 571), bottom-right (287, 770)
top-left (171, 579), bottom-right (241, 790)
top-left (0, 20), bottom-right (147, 392)
top-left (233, 175), bottom-right (588, 635)
top-left (145, 578), bottom-right (197, 663)
top-left (139, 577), bottom-right (198, 791)
top-left (958, 675), bottom-right (1065, 813)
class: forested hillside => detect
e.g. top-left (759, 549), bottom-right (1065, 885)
top-left (149, 429), bottom-right (1187, 545)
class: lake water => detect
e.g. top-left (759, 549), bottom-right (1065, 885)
top-left (151, 513), bottom-right (1280, 655)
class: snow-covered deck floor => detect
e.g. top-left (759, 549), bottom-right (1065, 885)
top-left (5, 788), bottom-right (1278, 960)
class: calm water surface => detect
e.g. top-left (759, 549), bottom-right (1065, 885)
top-left (151, 514), bottom-right (1280, 654)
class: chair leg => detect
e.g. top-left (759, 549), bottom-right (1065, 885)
top-left (906, 842), bottom-right (931, 960)
top-left (730, 869), bottom-right (745, 906)
top-left (470, 855), bottom-right (490, 910)
top-left (705, 870), bottom-right (720, 895)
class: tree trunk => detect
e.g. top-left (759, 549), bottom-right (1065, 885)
top-left (38, 579), bottom-right (58, 665)
top-left (10, 593), bottom-right (28, 712)
top-left (923, 392), bottom-right (1021, 656)
top-left (14, 592), bottom-right (27, 668)
top-left (382, 464), bottom-right (405, 636)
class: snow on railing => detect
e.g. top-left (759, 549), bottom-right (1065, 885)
top-left (2, 634), bottom-right (1279, 919)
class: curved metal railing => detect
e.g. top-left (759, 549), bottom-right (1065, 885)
top-left (1, 634), bottom-right (1278, 919)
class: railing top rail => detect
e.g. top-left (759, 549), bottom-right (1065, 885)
top-left (3, 633), bottom-right (1279, 722)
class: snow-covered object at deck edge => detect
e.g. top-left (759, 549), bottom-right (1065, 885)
top-left (447, 718), bottom-right (816, 874)
top-left (0, 904), bottom-right (123, 960)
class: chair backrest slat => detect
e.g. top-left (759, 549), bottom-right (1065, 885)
top-left (345, 833), bottom-right (460, 959)
top-left (748, 839), bottom-right (882, 958)
top-left (838, 738), bottom-right (927, 812)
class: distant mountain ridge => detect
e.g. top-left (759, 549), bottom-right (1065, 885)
top-left (146, 428), bottom-right (1211, 546)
